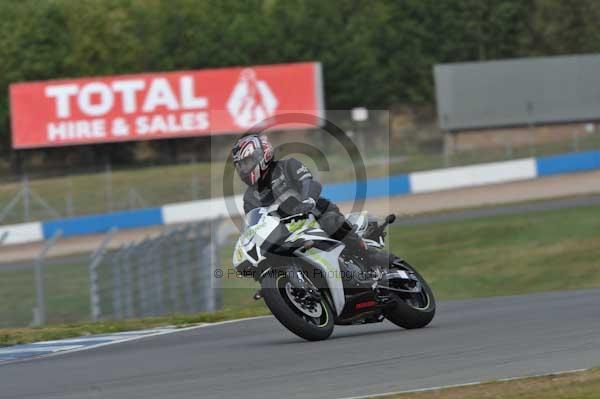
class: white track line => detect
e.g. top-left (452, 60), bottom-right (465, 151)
top-left (338, 368), bottom-right (590, 399)
top-left (0, 316), bottom-right (271, 366)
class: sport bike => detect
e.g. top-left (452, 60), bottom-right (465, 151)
top-left (233, 201), bottom-right (435, 341)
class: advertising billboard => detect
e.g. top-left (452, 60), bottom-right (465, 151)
top-left (434, 54), bottom-right (600, 131)
top-left (9, 62), bottom-right (323, 149)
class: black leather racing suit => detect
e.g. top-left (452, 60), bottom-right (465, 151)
top-left (243, 157), bottom-right (357, 243)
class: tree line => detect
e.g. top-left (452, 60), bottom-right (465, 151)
top-left (1, 0), bottom-right (600, 166)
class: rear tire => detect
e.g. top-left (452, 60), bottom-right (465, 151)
top-left (261, 272), bottom-right (334, 341)
top-left (384, 263), bottom-right (436, 329)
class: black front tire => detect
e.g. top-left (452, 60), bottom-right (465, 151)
top-left (261, 272), bottom-right (334, 341)
top-left (384, 262), bottom-right (436, 329)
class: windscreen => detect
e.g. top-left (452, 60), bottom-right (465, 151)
top-left (245, 208), bottom-right (265, 227)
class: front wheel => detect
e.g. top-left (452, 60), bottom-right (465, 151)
top-left (383, 261), bottom-right (436, 329)
top-left (261, 271), bottom-right (334, 341)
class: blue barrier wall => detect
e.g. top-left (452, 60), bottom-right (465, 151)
top-left (321, 174), bottom-right (411, 202)
top-left (42, 208), bottom-right (164, 239)
top-left (536, 150), bottom-right (600, 177)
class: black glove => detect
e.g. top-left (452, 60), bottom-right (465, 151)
top-left (291, 198), bottom-right (316, 215)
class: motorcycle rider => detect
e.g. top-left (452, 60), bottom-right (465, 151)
top-left (232, 133), bottom-right (372, 258)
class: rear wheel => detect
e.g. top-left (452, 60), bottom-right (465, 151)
top-left (261, 271), bottom-right (334, 341)
top-left (383, 261), bottom-right (436, 329)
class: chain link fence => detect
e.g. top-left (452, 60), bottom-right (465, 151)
top-left (0, 161), bottom-right (211, 225)
top-left (92, 223), bottom-right (221, 321)
top-left (0, 222), bottom-right (222, 328)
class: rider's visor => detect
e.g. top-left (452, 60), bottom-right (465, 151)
top-left (235, 150), bottom-right (262, 175)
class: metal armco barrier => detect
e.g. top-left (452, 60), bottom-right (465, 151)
top-left (90, 222), bottom-right (221, 321)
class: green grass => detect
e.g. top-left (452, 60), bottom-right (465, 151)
top-left (390, 204), bottom-right (600, 299)
top-left (0, 261), bottom-right (92, 328)
top-left (0, 308), bottom-right (269, 347)
top-left (385, 368), bottom-right (600, 399)
top-left (1, 202), bottom-right (599, 345)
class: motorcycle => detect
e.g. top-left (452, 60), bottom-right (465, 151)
top-left (232, 199), bottom-right (436, 341)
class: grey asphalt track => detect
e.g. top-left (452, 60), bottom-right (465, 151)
top-left (1, 289), bottom-right (599, 399)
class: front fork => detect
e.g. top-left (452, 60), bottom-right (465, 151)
top-left (287, 265), bottom-right (322, 301)
top-left (254, 265), bottom-right (321, 302)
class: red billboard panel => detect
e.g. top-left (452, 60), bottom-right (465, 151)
top-left (9, 62), bottom-right (323, 149)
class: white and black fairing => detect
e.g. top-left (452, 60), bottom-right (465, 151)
top-left (233, 207), bottom-right (422, 325)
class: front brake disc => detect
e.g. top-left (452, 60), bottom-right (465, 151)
top-left (284, 282), bottom-right (322, 318)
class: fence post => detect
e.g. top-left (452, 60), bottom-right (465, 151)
top-left (191, 176), bottom-right (199, 200)
top-left (88, 228), bottom-right (118, 322)
top-left (123, 244), bottom-right (134, 318)
top-left (128, 189), bottom-right (134, 210)
top-left (199, 220), bottom-right (231, 313)
top-left (528, 124), bottom-right (536, 156)
top-left (137, 239), bottom-right (157, 317)
top-left (443, 131), bottom-right (452, 168)
top-left (152, 235), bottom-right (165, 316)
top-left (65, 177), bottom-right (74, 217)
top-left (213, 219), bottom-right (233, 311)
top-left (504, 132), bottom-right (513, 159)
top-left (105, 162), bottom-right (113, 212)
top-left (137, 241), bottom-right (149, 317)
top-left (145, 236), bottom-right (163, 316)
top-left (210, 243), bottom-right (221, 311)
top-left (572, 130), bottom-right (580, 152)
top-left (23, 175), bottom-right (30, 222)
top-left (190, 155), bottom-right (199, 200)
top-left (195, 224), bottom-right (210, 312)
top-left (0, 231), bottom-right (9, 245)
top-left (180, 227), bottom-right (195, 313)
top-left (111, 250), bottom-right (123, 319)
top-left (32, 230), bottom-right (62, 326)
top-left (167, 229), bottom-right (180, 313)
